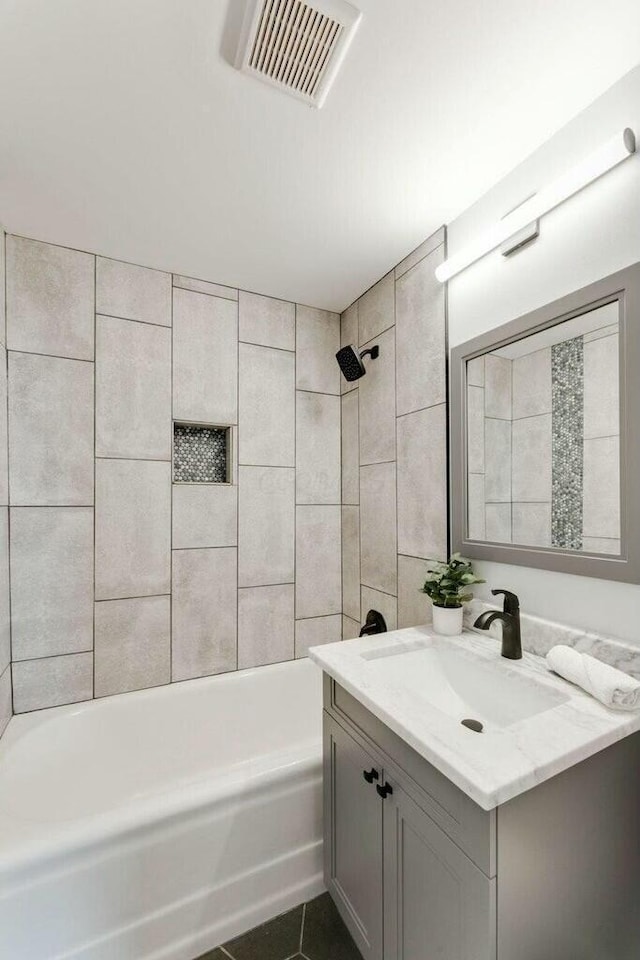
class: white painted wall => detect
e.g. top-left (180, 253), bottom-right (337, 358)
top-left (447, 64), bottom-right (640, 645)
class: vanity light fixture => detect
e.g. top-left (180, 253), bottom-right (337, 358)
top-left (435, 127), bottom-right (636, 283)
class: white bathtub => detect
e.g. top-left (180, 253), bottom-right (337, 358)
top-left (0, 658), bottom-right (324, 960)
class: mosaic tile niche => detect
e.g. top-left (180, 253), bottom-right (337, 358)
top-left (551, 337), bottom-right (584, 550)
top-left (173, 423), bottom-right (229, 483)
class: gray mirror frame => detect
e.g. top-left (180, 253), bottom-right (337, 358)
top-left (450, 262), bottom-right (640, 583)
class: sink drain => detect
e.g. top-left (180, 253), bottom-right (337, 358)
top-left (461, 718), bottom-right (483, 733)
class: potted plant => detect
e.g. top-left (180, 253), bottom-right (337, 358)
top-left (420, 554), bottom-right (485, 636)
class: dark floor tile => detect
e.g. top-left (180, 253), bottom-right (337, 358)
top-left (302, 893), bottom-right (363, 960)
top-left (223, 904), bottom-right (304, 960)
top-left (194, 949), bottom-right (229, 960)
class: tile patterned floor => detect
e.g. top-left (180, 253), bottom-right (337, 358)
top-left (196, 892), bottom-right (362, 960)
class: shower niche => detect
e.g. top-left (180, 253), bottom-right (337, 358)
top-left (172, 423), bottom-right (231, 484)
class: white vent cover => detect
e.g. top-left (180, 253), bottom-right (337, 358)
top-left (235, 0), bottom-right (362, 108)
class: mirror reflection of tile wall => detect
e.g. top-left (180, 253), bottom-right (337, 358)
top-left (467, 302), bottom-right (620, 554)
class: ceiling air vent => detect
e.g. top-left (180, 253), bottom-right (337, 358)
top-left (235, 0), bottom-right (362, 108)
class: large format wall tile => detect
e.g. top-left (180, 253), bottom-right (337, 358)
top-left (484, 355), bottom-right (512, 420)
top-left (239, 343), bottom-right (294, 466)
top-left (0, 667), bottom-right (11, 737)
top-left (296, 391), bottom-right (340, 504)
top-left (397, 405), bottom-right (447, 561)
top-left (9, 352), bottom-right (94, 505)
top-left (341, 302), bottom-right (358, 349)
top-left (0, 345), bottom-right (8, 505)
top-left (360, 462), bottom-right (397, 595)
top-left (295, 505), bottom-right (341, 618)
top-left (340, 302), bottom-right (358, 395)
top-left (512, 414), bottom-right (552, 502)
top-left (172, 484), bottom-right (237, 549)
top-left (173, 288), bottom-right (238, 424)
top-left (342, 505), bottom-right (360, 622)
top-left (95, 459), bottom-right (171, 600)
top-left (239, 292), bottom-right (295, 350)
top-left (238, 466), bottom-right (295, 586)
top-left (12, 652), bottom-right (93, 713)
top-left (512, 502), bottom-right (551, 547)
top-left (484, 418), bottom-right (512, 502)
top-left (172, 548), bottom-right (237, 680)
top-left (359, 326), bottom-right (396, 465)
top-left (95, 596), bottom-right (170, 697)
top-left (467, 474), bottom-right (486, 540)
top-left (296, 306), bottom-right (340, 394)
top-left (238, 584), bottom-right (294, 668)
top-left (485, 503), bottom-right (512, 543)
top-left (342, 616), bottom-right (360, 640)
top-left (6, 236), bottom-right (94, 360)
top-left (358, 271), bottom-right (394, 344)
top-left (512, 348), bottom-right (551, 420)
top-left (96, 257), bottom-right (171, 326)
top-left (397, 555), bottom-right (431, 629)
top-left (96, 315), bottom-right (171, 460)
top-left (361, 585), bottom-right (397, 631)
top-left (341, 389), bottom-right (359, 504)
top-left (583, 436), bottom-right (620, 540)
top-left (395, 248), bottom-right (445, 416)
top-left (295, 615), bottom-right (341, 658)
top-left (10, 508), bottom-right (93, 660)
top-left (583, 333), bottom-right (619, 440)
top-left (0, 511), bottom-right (9, 674)
top-left (467, 385), bottom-right (485, 474)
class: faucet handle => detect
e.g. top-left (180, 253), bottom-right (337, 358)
top-left (491, 589), bottom-right (520, 616)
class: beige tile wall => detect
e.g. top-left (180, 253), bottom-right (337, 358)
top-left (340, 228), bottom-right (448, 639)
top-left (4, 236), bottom-right (341, 713)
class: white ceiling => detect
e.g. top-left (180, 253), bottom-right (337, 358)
top-left (1, 0), bottom-right (639, 313)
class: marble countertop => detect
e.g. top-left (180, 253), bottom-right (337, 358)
top-left (309, 625), bottom-right (640, 811)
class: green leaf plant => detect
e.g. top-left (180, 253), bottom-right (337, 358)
top-left (420, 553), bottom-right (485, 609)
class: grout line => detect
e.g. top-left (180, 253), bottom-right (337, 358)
top-left (239, 338), bottom-right (294, 355)
top-left (170, 285), bottom-right (175, 681)
top-left (12, 649), bottom-right (94, 665)
top-left (219, 947), bottom-right (236, 960)
top-left (4, 229), bottom-right (15, 714)
top-left (92, 253), bottom-right (97, 701)
top-left (235, 297), bottom-right (240, 672)
top-left (95, 455), bottom-right (171, 463)
top-left (95, 593), bottom-right (171, 603)
top-left (7, 346), bottom-right (94, 364)
top-left (96, 312), bottom-right (171, 331)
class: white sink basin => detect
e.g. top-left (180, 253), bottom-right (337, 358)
top-left (361, 637), bottom-right (569, 729)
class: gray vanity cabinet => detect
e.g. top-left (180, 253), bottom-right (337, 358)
top-left (323, 678), bottom-right (496, 960)
top-left (323, 675), bottom-right (640, 960)
top-left (383, 782), bottom-right (495, 960)
top-left (323, 713), bottom-right (384, 960)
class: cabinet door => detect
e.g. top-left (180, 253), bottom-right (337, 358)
top-left (323, 713), bottom-right (384, 960)
top-left (384, 779), bottom-right (496, 960)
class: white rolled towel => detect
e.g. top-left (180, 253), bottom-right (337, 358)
top-left (546, 645), bottom-right (640, 711)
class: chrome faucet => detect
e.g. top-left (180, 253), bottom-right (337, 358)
top-left (473, 589), bottom-right (522, 660)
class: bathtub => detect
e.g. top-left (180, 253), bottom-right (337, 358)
top-left (0, 658), bottom-right (324, 960)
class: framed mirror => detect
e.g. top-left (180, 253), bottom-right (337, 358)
top-left (450, 263), bottom-right (640, 582)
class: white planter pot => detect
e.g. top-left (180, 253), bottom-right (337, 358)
top-left (431, 604), bottom-right (464, 637)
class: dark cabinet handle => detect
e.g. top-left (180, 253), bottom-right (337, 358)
top-left (376, 782), bottom-right (393, 799)
top-left (363, 768), bottom-right (379, 783)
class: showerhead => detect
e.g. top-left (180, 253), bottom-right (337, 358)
top-left (336, 344), bottom-right (379, 381)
